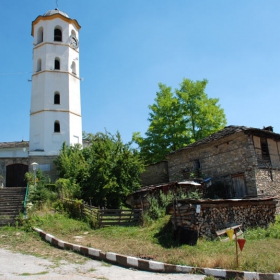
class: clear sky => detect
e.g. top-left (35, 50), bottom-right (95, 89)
top-left (0, 0), bottom-right (279, 144)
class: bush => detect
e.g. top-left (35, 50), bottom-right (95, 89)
top-left (144, 191), bottom-right (173, 223)
top-left (61, 199), bottom-right (84, 220)
top-left (55, 178), bottom-right (81, 199)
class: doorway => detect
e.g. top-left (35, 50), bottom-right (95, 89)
top-left (231, 173), bottom-right (247, 198)
top-left (6, 164), bottom-right (28, 187)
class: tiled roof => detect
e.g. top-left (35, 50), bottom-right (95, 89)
top-left (0, 141), bottom-right (29, 149)
top-left (170, 125), bottom-right (280, 154)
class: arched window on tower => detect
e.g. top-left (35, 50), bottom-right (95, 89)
top-left (71, 61), bottom-right (76, 75)
top-left (54, 58), bottom-right (60, 70)
top-left (37, 59), bottom-right (42, 72)
top-left (71, 30), bottom-right (76, 37)
top-left (37, 27), bottom-right (43, 44)
top-left (54, 92), bottom-right (60, 104)
top-left (54, 27), bottom-right (62, 42)
top-left (54, 121), bottom-right (60, 133)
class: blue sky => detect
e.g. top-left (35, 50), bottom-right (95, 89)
top-left (0, 1), bottom-right (279, 144)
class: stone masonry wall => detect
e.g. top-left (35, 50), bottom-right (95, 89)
top-left (167, 132), bottom-right (258, 196)
top-left (28, 156), bottom-right (59, 183)
top-left (140, 161), bottom-right (169, 186)
top-left (256, 169), bottom-right (280, 213)
top-left (169, 198), bottom-right (278, 239)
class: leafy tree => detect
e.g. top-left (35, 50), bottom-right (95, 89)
top-left (176, 78), bottom-right (226, 142)
top-left (133, 78), bottom-right (226, 164)
top-left (54, 142), bottom-right (89, 188)
top-left (54, 132), bottom-right (144, 208)
top-left (133, 83), bottom-right (189, 163)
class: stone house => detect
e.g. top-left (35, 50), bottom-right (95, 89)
top-left (166, 125), bottom-right (280, 203)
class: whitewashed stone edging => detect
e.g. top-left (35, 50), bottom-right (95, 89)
top-left (33, 227), bottom-right (280, 279)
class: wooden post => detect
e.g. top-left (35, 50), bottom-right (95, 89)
top-left (235, 228), bottom-right (239, 267)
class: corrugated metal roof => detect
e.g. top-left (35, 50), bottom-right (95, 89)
top-left (132, 180), bottom-right (202, 194)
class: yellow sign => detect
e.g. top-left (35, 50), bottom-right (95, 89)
top-left (226, 228), bottom-right (234, 241)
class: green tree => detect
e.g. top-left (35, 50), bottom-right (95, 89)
top-left (54, 132), bottom-right (144, 208)
top-left (133, 83), bottom-right (189, 163)
top-left (54, 142), bottom-right (89, 188)
top-left (133, 78), bottom-right (226, 164)
top-left (176, 78), bottom-right (226, 142)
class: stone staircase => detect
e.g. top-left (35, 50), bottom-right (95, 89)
top-left (0, 187), bottom-right (26, 226)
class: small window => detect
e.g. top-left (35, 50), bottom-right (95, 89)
top-left (54, 121), bottom-right (60, 133)
top-left (71, 61), bottom-right (76, 74)
top-left (54, 28), bottom-right (62, 42)
top-left (54, 58), bottom-right (60, 70)
top-left (260, 137), bottom-right (270, 161)
top-left (37, 59), bottom-right (42, 72)
top-left (37, 27), bottom-right (43, 44)
top-left (54, 92), bottom-right (60, 104)
top-left (193, 159), bottom-right (201, 170)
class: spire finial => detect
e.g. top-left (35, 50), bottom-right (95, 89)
top-left (56, 0), bottom-right (59, 9)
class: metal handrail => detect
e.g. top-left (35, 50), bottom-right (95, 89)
top-left (23, 183), bottom-right (29, 218)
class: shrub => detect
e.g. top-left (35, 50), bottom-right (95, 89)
top-left (55, 178), bottom-right (81, 199)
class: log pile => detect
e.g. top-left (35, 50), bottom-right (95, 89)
top-left (168, 197), bottom-right (278, 239)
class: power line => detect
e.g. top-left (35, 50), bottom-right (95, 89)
top-left (0, 71), bottom-right (33, 76)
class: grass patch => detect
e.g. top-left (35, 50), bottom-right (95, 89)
top-left (0, 224), bottom-right (88, 264)
top-left (1, 212), bottom-right (280, 273)
top-left (19, 271), bottom-right (48, 276)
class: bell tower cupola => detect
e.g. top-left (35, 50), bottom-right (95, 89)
top-left (29, 8), bottom-right (82, 155)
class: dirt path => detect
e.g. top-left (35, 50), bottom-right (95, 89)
top-left (0, 248), bottom-right (206, 280)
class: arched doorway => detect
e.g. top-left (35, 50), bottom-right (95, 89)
top-left (6, 164), bottom-right (28, 187)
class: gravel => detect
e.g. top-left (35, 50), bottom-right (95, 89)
top-left (0, 248), bottom-right (206, 280)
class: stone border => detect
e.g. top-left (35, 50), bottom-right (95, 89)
top-left (33, 227), bottom-right (280, 280)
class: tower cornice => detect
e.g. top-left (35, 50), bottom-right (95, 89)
top-left (32, 70), bottom-right (80, 80)
top-left (33, 41), bottom-right (80, 52)
top-left (31, 14), bottom-right (81, 36)
top-left (30, 109), bottom-right (82, 117)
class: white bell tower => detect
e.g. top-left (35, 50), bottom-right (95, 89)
top-left (29, 9), bottom-right (82, 156)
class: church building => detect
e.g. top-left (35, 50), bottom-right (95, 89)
top-left (0, 8), bottom-right (82, 187)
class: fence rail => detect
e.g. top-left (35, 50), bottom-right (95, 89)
top-left (97, 209), bottom-right (142, 227)
top-left (61, 199), bottom-right (142, 228)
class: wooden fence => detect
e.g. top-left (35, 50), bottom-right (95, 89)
top-left (62, 199), bottom-right (142, 228)
top-left (97, 209), bottom-right (142, 228)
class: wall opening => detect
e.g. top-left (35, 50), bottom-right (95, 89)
top-left (54, 121), bottom-right (60, 133)
top-left (54, 92), bottom-right (60, 104)
top-left (54, 27), bottom-right (62, 41)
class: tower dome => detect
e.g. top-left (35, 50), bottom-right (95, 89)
top-left (43, 8), bottom-right (69, 18)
